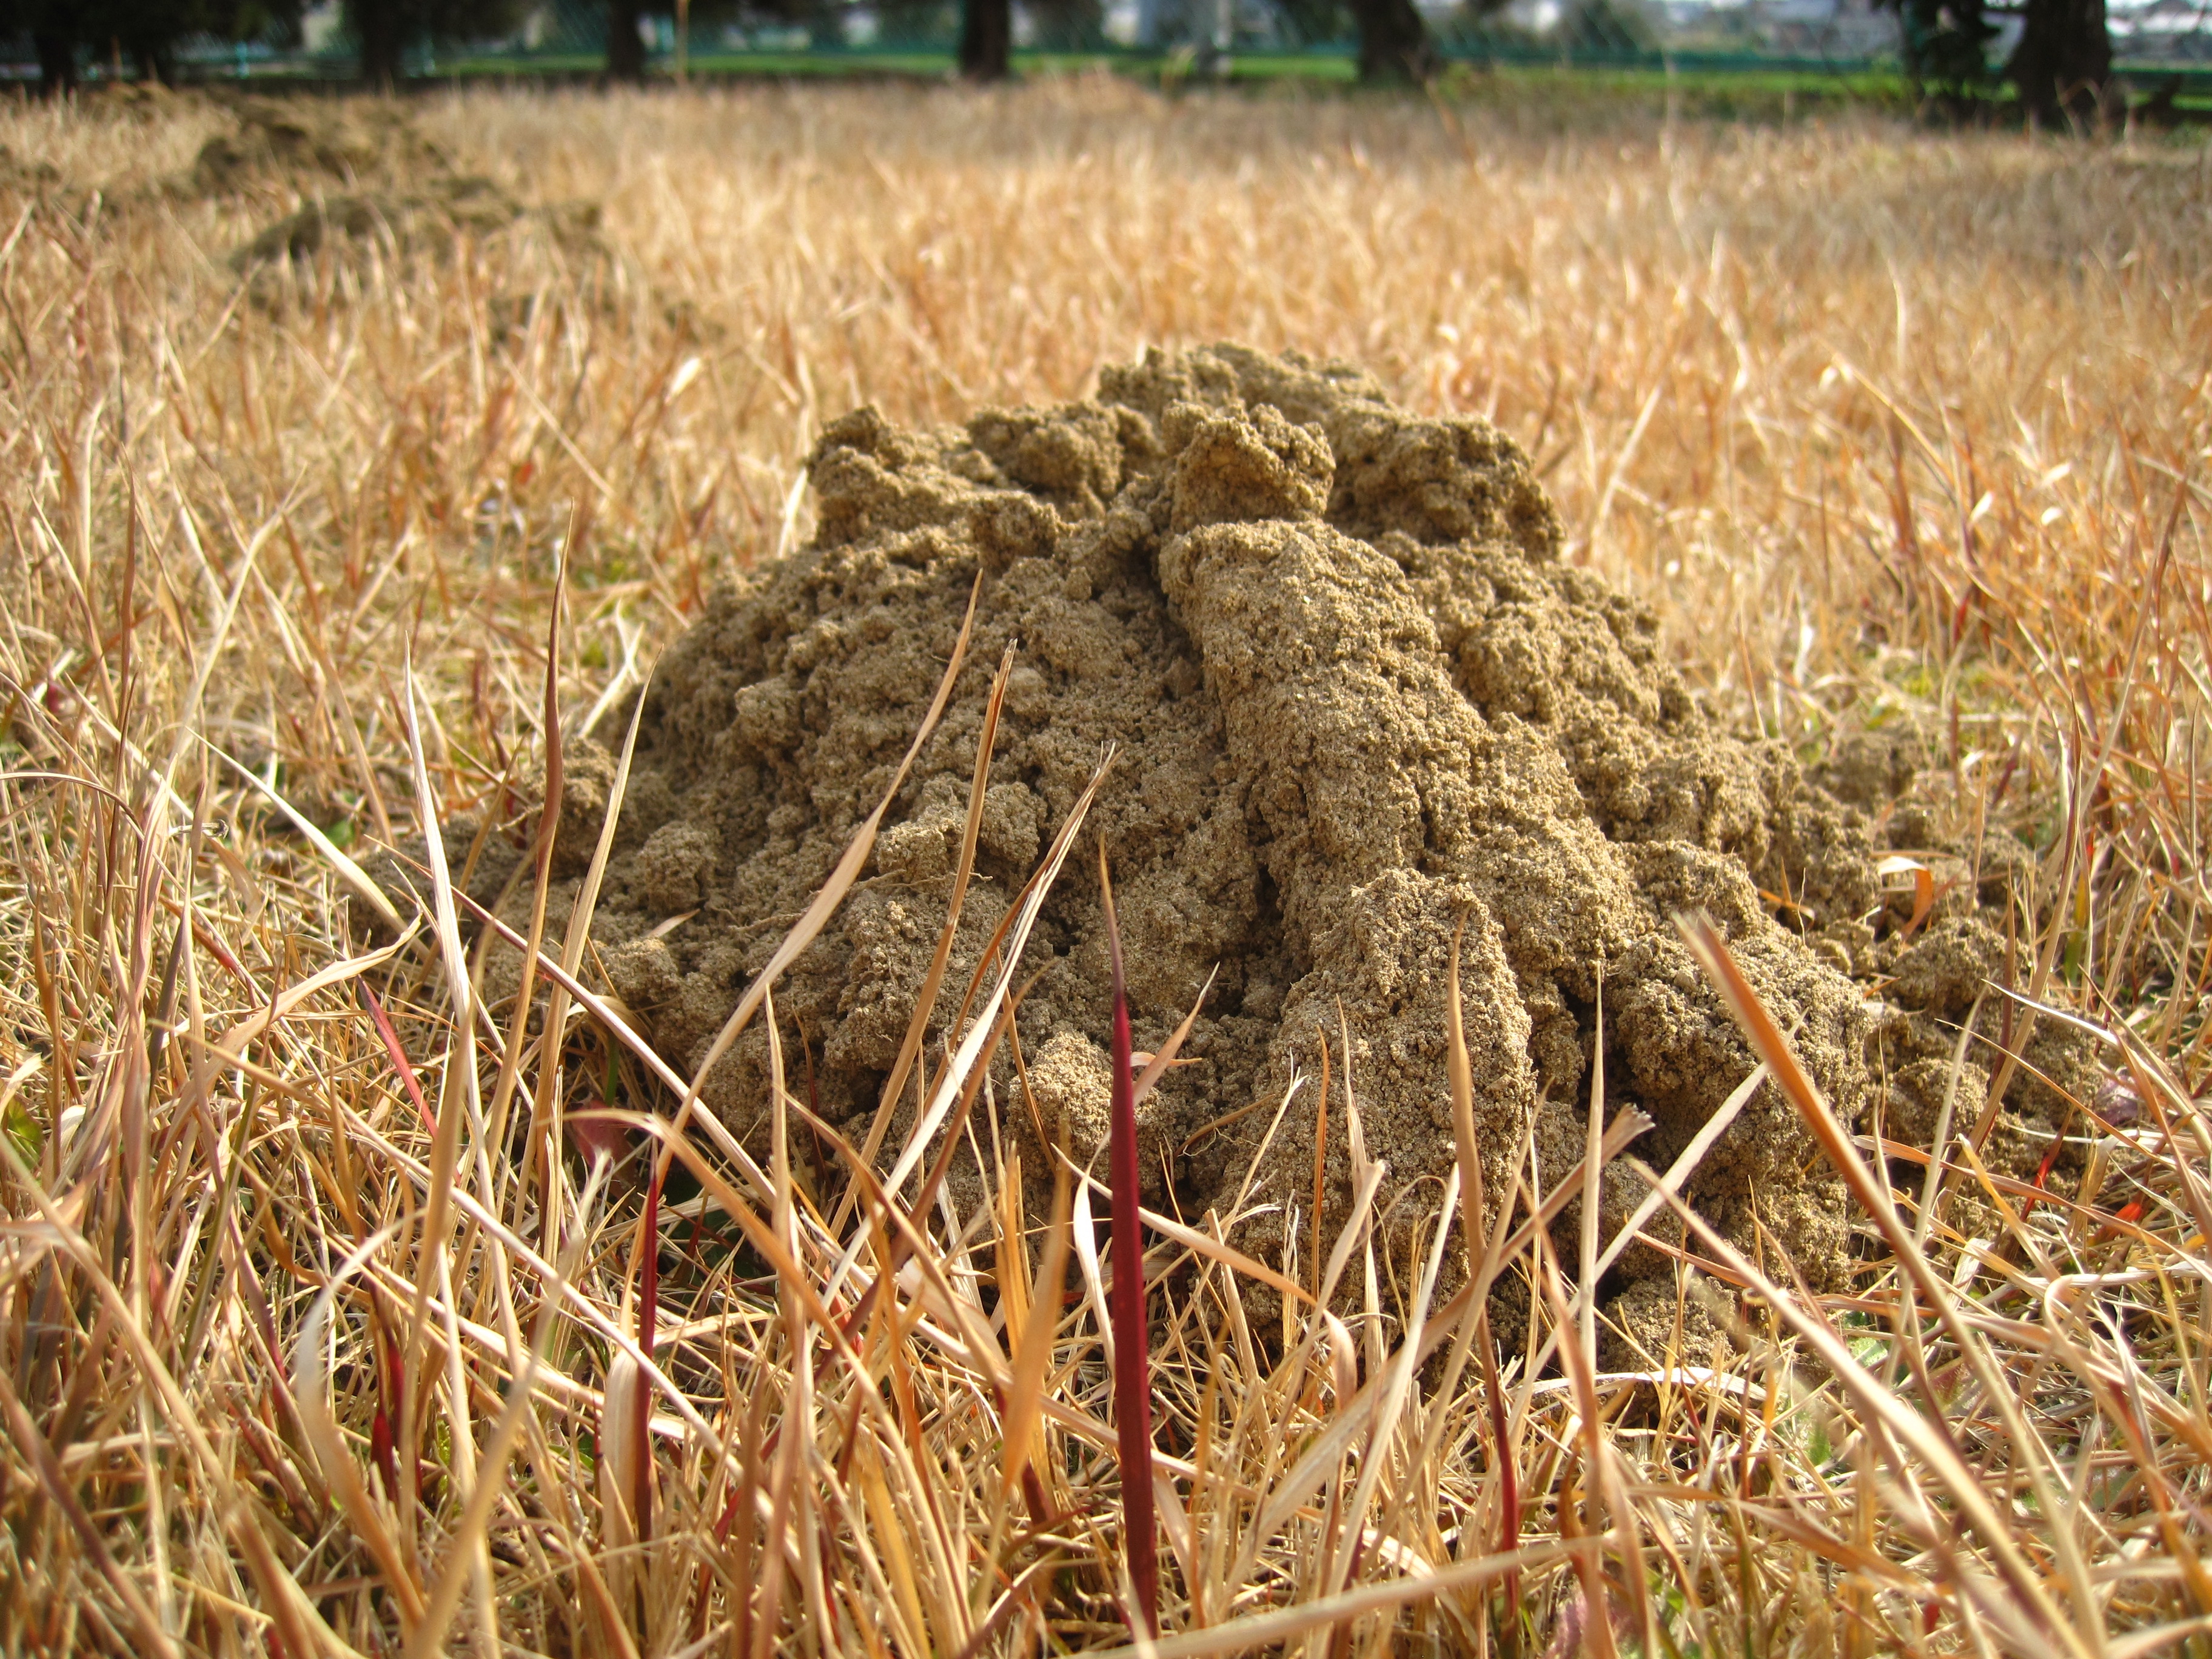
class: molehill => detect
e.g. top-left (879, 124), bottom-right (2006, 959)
top-left (438, 346), bottom-right (2078, 1352)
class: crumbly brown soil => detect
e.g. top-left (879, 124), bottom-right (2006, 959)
top-left (416, 344), bottom-right (2092, 1358)
top-left (183, 98), bottom-right (605, 291)
top-left (189, 95), bottom-right (456, 197)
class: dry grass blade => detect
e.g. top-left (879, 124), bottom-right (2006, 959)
top-left (1677, 911), bottom-right (2103, 1656)
top-left (864, 746), bottom-right (1116, 1215)
top-left (1090, 1537), bottom-right (1609, 1659)
top-left (397, 660), bottom-right (505, 1655)
top-left (293, 1225), bottom-right (429, 1633)
top-left (840, 638), bottom-right (1019, 1228)
top-left (1443, 917), bottom-right (1487, 1273)
top-left (1595, 1061), bottom-right (1764, 1282)
top-left (1537, 1255), bottom-right (1621, 1659)
top-left (1577, 967), bottom-right (1606, 1372)
top-left (483, 551), bottom-right (568, 1206)
top-left (665, 569), bottom-right (985, 1193)
top-left (0, 1366), bottom-right (183, 1659)
top-left (207, 741), bottom-right (403, 928)
top-left (526, 684), bottom-right (647, 1240)
top-left (1000, 1141), bottom-right (1073, 1500)
top-left (4, 82), bottom-right (2207, 1659)
top-left (1060, 1159), bottom-right (1317, 1312)
top-left (1128, 971), bottom-right (1217, 1113)
top-left (1636, 1165), bottom-right (2068, 1652)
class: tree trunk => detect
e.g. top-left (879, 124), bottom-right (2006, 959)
top-left (33, 27), bottom-right (77, 94)
top-left (357, 0), bottom-right (407, 89)
top-left (129, 35), bottom-right (180, 85)
top-left (960, 0), bottom-right (1010, 79)
top-left (2008, 0), bottom-right (2114, 126)
top-left (1899, 0), bottom-right (1994, 114)
top-left (606, 0), bottom-right (648, 80)
top-left (1350, 0), bottom-right (1433, 81)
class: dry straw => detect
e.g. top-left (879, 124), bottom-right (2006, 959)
top-left (0, 78), bottom-right (2207, 1656)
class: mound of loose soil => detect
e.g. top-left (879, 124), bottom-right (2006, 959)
top-left (227, 175), bottom-right (528, 272)
top-left (394, 346), bottom-right (2093, 1353)
top-left (531, 344), bottom-right (1892, 1347)
top-left (190, 98), bottom-right (604, 289)
top-left (189, 96), bottom-right (452, 196)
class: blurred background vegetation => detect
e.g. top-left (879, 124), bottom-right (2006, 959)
top-left (3, 0), bottom-right (2204, 121)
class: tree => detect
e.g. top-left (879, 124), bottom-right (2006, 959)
top-left (959, 0), bottom-right (1009, 78)
top-left (605, 0), bottom-right (647, 78)
top-left (352, 0), bottom-right (404, 84)
top-left (342, 0), bottom-right (517, 86)
top-left (0, 0), bottom-right (75, 91)
top-left (95, 0), bottom-right (305, 82)
top-left (30, 21), bottom-right (73, 90)
top-left (2008, 0), bottom-right (2115, 124)
top-left (1185, 0), bottom-right (1431, 78)
top-left (1897, 0), bottom-right (1997, 108)
top-left (1882, 0), bottom-right (2114, 124)
top-left (2, 0), bottom-right (304, 92)
top-left (1349, 0), bottom-right (1433, 80)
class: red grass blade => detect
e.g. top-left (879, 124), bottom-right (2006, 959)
top-left (1099, 842), bottom-right (1158, 1637)
top-left (566, 1104), bottom-right (628, 1169)
top-left (359, 981), bottom-right (435, 1136)
top-left (636, 1170), bottom-right (659, 1546)
top-left (373, 1324), bottom-right (413, 1504)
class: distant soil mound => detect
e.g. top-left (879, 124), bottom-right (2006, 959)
top-left (412, 346), bottom-right (2091, 1352)
top-left (189, 95), bottom-right (453, 196)
top-left (184, 98), bottom-right (604, 289)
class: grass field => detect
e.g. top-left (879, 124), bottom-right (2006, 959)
top-left (2, 78), bottom-right (2210, 1656)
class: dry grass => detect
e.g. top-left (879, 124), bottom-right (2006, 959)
top-left (1, 76), bottom-right (2209, 1657)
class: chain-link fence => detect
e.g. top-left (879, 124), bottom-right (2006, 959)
top-left (11, 0), bottom-right (2211, 93)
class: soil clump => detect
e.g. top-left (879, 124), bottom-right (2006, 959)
top-left (189, 95), bottom-right (454, 196)
top-left (185, 97), bottom-right (605, 291)
top-left (418, 345), bottom-right (2089, 1358)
